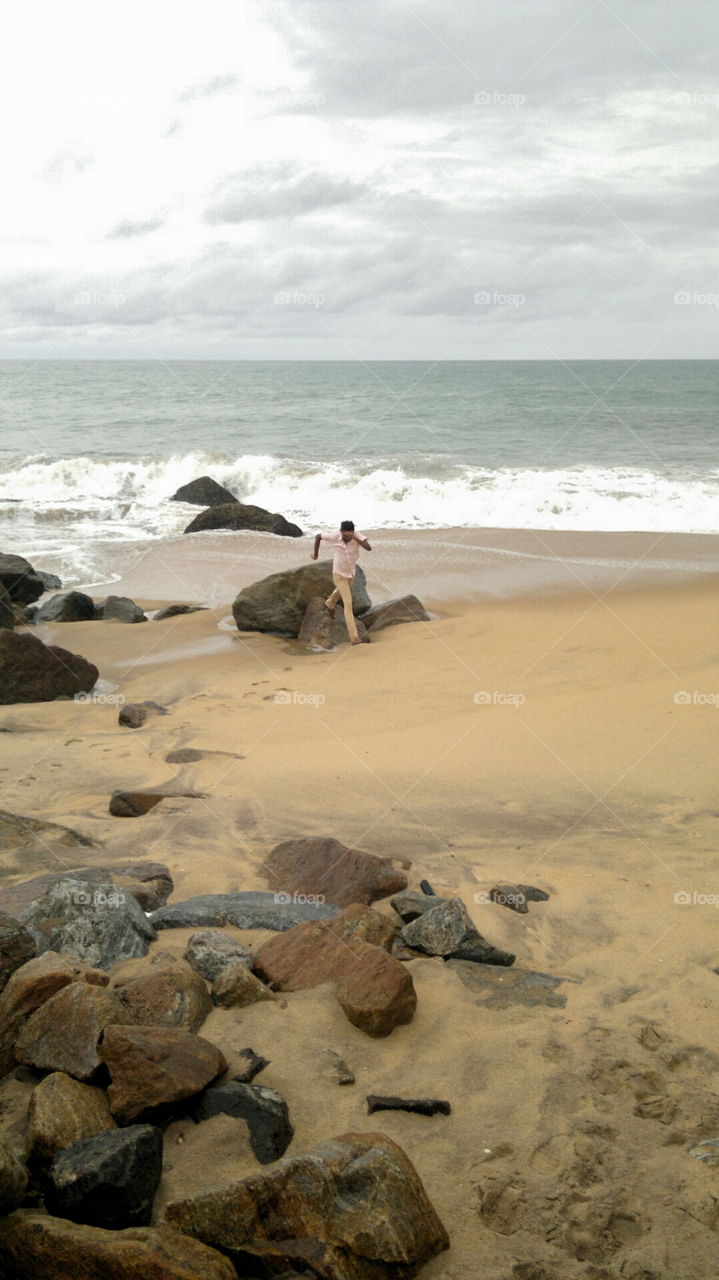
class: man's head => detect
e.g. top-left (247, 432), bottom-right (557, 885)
top-left (340, 519), bottom-right (355, 542)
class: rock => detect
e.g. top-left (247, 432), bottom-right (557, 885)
top-left (170, 476), bottom-right (239, 507)
top-left (35, 570), bottom-right (62, 591)
top-left (103, 1025), bottom-right (228, 1125)
top-left (265, 835), bottom-right (408, 909)
top-left (46, 1124), bottom-right (163, 1229)
top-left (446, 960), bottom-right (569, 1008)
top-left (113, 959), bottom-right (212, 1033)
top-left (0, 584), bottom-right (15, 631)
top-left (0, 552), bottom-right (45, 605)
top-left (297, 596), bottom-right (369, 649)
top-left (336, 944), bottom-right (417, 1038)
top-left (316, 1048), bottom-right (354, 1085)
top-left (0, 1212), bottom-right (238, 1279)
top-left (689, 1138), bottom-right (719, 1166)
top-left (164, 1130), bottom-right (449, 1276)
top-left (16, 982), bottom-right (135, 1082)
top-left (0, 911), bottom-right (35, 991)
top-left (367, 1095), bottom-right (450, 1116)
top-left (0, 811), bottom-right (98, 858)
top-left (183, 929), bottom-right (253, 983)
top-left (400, 898), bottom-right (515, 967)
top-left (0, 630), bottom-right (98, 705)
top-left (19, 878), bottom-right (157, 969)
top-left (0, 1136), bottom-right (28, 1214)
top-left (109, 788), bottom-right (202, 817)
top-left (95, 595), bottom-right (147, 624)
top-left (211, 963), bottom-right (280, 1010)
top-left (27, 1073), bottom-right (117, 1159)
top-left (119, 703), bottom-right (147, 729)
top-left (1, 953), bottom-right (109, 1021)
top-left (360, 594), bottom-right (430, 631)
top-left (488, 883), bottom-right (549, 913)
top-left (194, 1081), bottom-right (293, 1164)
top-left (35, 592), bottom-right (96, 623)
top-left (154, 603), bottom-right (207, 620)
top-left (184, 501), bottom-right (302, 537)
top-left (0, 864), bottom-right (172, 918)
top-left (232, 560), bottom-right (370, 637)
top-left (233, 1048), bottom-right (270, 1084)
top-left (165, 747), bottom-right (203, 763)
top-left (151, 890), bottom-right (340, 932)
top-left (391, 889), bottom-right (449, 923)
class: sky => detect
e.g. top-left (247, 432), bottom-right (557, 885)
top-left (0, 0), bottom-right (717, 359)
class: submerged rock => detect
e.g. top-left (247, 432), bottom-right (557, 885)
top-left (265, 835), bottom-right (408, 909)
top-left (232, 559), bottom-right (370, 636)
top-left (184, 501), bottom-right (302, 537)
top-left (0, 630), bottom-right (98, 705)
top-left (109, 788), bottom-right (202, 817)
top-left (316, 1048), bottom-right (355, 1086)
top-left (233, 1048), bottom-right (270, 1084)
top-left (447, 960), bottom-right (569, 1008)
top-left (367, 1095), bottom-right (450, 1116)
top-left (170, 476), bottom-right (238, 507)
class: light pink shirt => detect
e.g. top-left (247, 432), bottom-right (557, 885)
top-left (321, 531), bottom-right (366, 578)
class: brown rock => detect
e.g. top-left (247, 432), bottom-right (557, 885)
top-left (360, 594), bottom-right (430, 632)
top-left (109, 788), bottom-right (202, 817)
top-left (0, 1069), bottom-right (37, 1162)
top-left (211, 962), bottom-right (282, 1009)
top-left (265, 835), bottom-right (408, 908)
top-left (0, 1137), bottom-right (28, 1215)
top-left (184, 501), bottom-right (302, 537)
top-left (27, 1072), bottom-right (117, 1159)
top-left (1, 952), bottom-right (109, 1021)
top-left (113, 958), bottom-right (212, 1032)
top-left (15, 982), bottom-right (134, 1082)
top-left (0, 583), bottom-right (15, 631)
top-left (103, 1025), bottom-right (228, 1125)
top-left (336, 942), bottom-right (417, 1037)
top-left (297, 596), bottom-right (369, 650)
top-left (0, 910), bottom-right (35, 991)
top-left (0, 630), bottom-right (99, 705)
top-left (165, 1130), bottom-right (449, 1277)
top-left (118, 703), bottom-right (148, 729)
top-left (0, 1212), bottom-right (238, 1280)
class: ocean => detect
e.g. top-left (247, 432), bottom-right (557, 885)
top-left (1, 359), bottom-right (718, 593)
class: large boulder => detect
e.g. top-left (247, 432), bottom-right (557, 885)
top-left (15, 982), bottom-right (135, 1082)
top-left (19, 878), bottom-right (158, 969)
top-left (94, 596), bottom-right (147, 624)
top-left (0, 911), bottom-right (35, 992)
top-left (265, 835), bottom-right (408, 909)
top-left (232, 560), bottom-right (370, 636)
top-left (0, 1212), bottom-right (238, 1280)
top-left (35, 591), bottom-right (96, 623)
top-left (0, 630), bottom-right (98, 705)
top-left (45, 1125), bottom-right (163, 1230)
top-left (170, 476), bottom-right (238, 507)
top-left (184, 501), bottom-right (302, 537)
top-left (0, 553), bottom-right (45, 605)
top-left (360, 594), bottom-right (430, 631)
top-left (27, 1072), bottom-right (117, 1159)
top-left (297, 596), bottom-right (369, 649)
top-left (150, 890), bottom-right (339, 932)
top-left (103, 1025), bottom-right (228, 1125)
top-left (165, 1130), bottom-right (449, 1277)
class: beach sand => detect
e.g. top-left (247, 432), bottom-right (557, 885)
top-left (3, 548), bottom-right (719, 1277)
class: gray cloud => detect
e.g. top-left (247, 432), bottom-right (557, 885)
top-left (177, 74), bottom-right (241, 103)
top-left (107, 218), bottom-right (165, 239)
top-left (204, 164), bottom-right (369, 222)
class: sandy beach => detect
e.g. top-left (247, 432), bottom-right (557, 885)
top-left (2, 532), bottom-right (719, 1277)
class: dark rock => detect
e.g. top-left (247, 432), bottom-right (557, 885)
top-left (184, 501), bottom-right (302, 538)
top-left (391, 889), bottom-right (448, 924)
top-left (109, 787), bottom-right (202, 817)
top-left (297, 596), bottom-right (369, 649)
top-left (0, 911), bottom-right (35, 991)
top-left (46, 1125), bottom-right (163, 1229)
top-left (489, 883), bottom-right (549, 913)
top-left (0, 630), bottom-right (98, 704)
top-left (183, 929), bottom-right (253, 982)
top-left (401, 898), bottom-right (515, 967)
top-left (103, 1025), bottom-right (228, 1125)
top-left (164, 1130), bottom-right (449, 1276)
top-left (316, 1049), bottom-right (354, 1085)
top-left (35, 570), bottom-right (62, 591)
top-left (233, 1048), bottom-right (270, 1084)
top-left (211, 963), bottom-right (280, 1010)
top-left (232, 560), bottom-right (370, 637)
top-left (0, 1211), bottom-right (238, 1279)
top-left (19, 877), bottom-right (157, 969)
top-left (95, 595), bottom-right (147, 624)
top-left (367, 1095), bottom-right (451, 1117)
top-left (154, 604), bottom-right (208, 620)
top-left (15, 982), bottom-right (135, 1081)
top-left (27, 1072), bottom-right (117, 1159)
top-left (360, 594), bottom-right (430, 632)
top-left (0, 584), bottom-right (14, 631)
top-left (165, 747), bottom-right (203, 763)
top-left (194, 1081), bottom-right (293, 1165)
top-left (447, 959), bottom-right (569, 1008)
top-left (113, 958), bottom-right (213, 1033)
top-left (170, 476), bottom-right (239, 507)
top-left (35, 592), bottom-right (96, 623)
top-left (420, 879), bottom-right (436, 895)
top-left (20, 604), bottom-right (37, 623)
top-left (119, 703), bottom-right (147, 729)
top-left (0, 863), bottom-right (172, 918)
top-left (0, 810), bottom-right (98, 857)
top-left (151, 890), bottom-right (340, 932)
top-left (0, 552), bottom-right (45, 605)
top-left (265, 835), bottom-right (408, 909)
top-left (0, 1136), bottom-right (28, 1214)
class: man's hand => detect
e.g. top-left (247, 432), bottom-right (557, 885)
top-left (354, 533), bottom-right (372, 550)
top-left (310, 552), bottom-right (318, 560)
top-left (311, 533), bottom-right (322, 561)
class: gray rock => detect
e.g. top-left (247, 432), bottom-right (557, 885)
top-left (35, 591), bottom-right (96, 623)
top-left (194, 1081), bottom-right (293, 1165)
top-left (170, 477), bottom-right (238, 507)
top-left (19, 878), bottom-right (157, 970)
top-left (0, 553), bottom-right (45, 605)
top-left (166, 748), bottom-right (204, 763)
top-left (400, 898), bottom-right (515, 967)
top-left (95, 595), bottom-right (147, 623)
top-left (0, 863), bottom-right (171, 919)
top-left (151, 891), bottom-right (340, 932)
top-left (45, 1124), bottom-right (163, 1229)
top-left (0, 911), bottom-right (36, 991)
top-left (183, 930), bottom-right (254, 983)
top-left (118, 703), bottom-right (147, 729)
top-left (0, 1136), bottom-right (28, 1214)
top-left (0, 630), bottom-right (98, 705)
top-left (35, 571), bottom-right (62, 591)
top-left (447, 960), bottom-right (568, 1008)
top-left (184, 502), bottom-right (302, 537)
top-left (390, 890), bottom-right (449, 923)
top-left (489, 883), bottom-right (549, 914)
top-left (154, 604), bottom-right (207, 620)
top-left (232, 560), bottom-right (370, 637)
top-left (360, 594), bottom-right (430, 632)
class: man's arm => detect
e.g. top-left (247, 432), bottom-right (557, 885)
top-left (354, 533), bottom-right (371, 551)
top-left (310, 533), bottom-right (322, 561)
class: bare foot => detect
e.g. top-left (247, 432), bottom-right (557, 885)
top-left (351, 634), bottom-right (370, 644)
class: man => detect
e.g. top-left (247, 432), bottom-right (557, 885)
top-left (311, 520), bottom-right (372, 645)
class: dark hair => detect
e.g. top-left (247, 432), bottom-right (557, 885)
top-left (340, 520), bottom-right (355, 532)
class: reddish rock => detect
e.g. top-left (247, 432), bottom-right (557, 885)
top-left (0, 630), bottom-right (98, 705)
top-left (265, 835), bottom-right (408, 908)
top-left (113, 958), bottom-right (212, 1032)
top-left (27, 1072), bottom-right (117, 1159)
top-left (15, 982), bottom-right (134, 1082)
top-left (1, 953), bottom-right (109, 1021)
top-left (103, 1025), bottom-right (228, 1125)
top-left (336, 942), bottom-right (417, 1037)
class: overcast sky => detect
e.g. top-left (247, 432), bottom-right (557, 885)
top-left (1, 0), bottom-right (717, 359)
